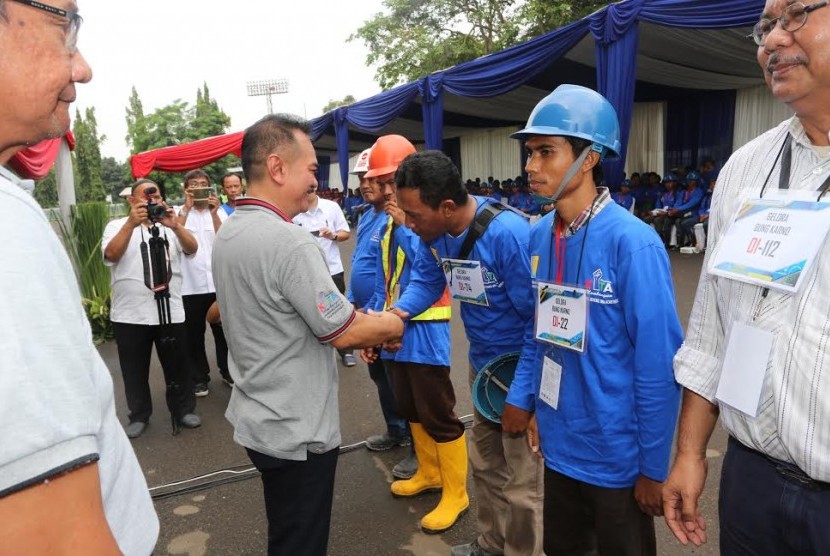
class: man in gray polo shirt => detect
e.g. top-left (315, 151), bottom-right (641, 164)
top-left (213, 113), bottom-right (404, 556)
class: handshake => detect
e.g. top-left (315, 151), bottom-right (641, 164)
top-left (358, 307), bottom-right (409, 363)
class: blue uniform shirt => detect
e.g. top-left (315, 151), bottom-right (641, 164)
top-left (396, 197), bottom-right (537, 400)
top-left (347, 207), bottom-right (386, 307)
top-left (514, 203), bottom-right (682, 488)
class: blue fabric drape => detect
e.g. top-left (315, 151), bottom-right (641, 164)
top-left (420, 76), bottom-right (445, 150)
top-left (438, 18), bottom-right (591, 98)
top-left (591, 1), bottom-right (643, 187)
top-left (640, 0), bottom-right (764, 28)
top-left (310, 113), bottom-right (333, 142)
top-left (315, 155), bottom-right (331, 190)
top-left (665, 90), bottom-right (736, 173)
top-left (334, 108), bottom-right (350, 191)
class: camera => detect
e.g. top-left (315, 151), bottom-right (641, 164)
top-left (144, 186), bottom-right (168, 223)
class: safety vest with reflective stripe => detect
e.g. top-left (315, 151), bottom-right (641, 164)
top-left (381, 218), bottom-right (451, 321)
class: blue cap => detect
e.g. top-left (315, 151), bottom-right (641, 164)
top-left (662, 173), bottom-right (678, 183)
top-left (686, 171), bottom-right (701, 182)
top-left (511, 84), bottom-right (621, 160)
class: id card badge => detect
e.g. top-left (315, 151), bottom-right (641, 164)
top-left (709, 193), bottom-right (830, 293)
top-left (715, 322), bottom-right (774, 417)
top-left (441, 258), bottom-right (489, 306)
top-left (534, 280), bottom-right (588, 352)
top-left (540, 354), bottom-right (563, 409)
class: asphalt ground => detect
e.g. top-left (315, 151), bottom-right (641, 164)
top-left (99, 238), bottom-right (726, 556)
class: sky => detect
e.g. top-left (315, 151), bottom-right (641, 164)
top-left (73, 0), bottom-right (388, 162)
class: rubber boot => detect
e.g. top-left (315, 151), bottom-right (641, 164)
top-left (391, 422), bottom-right (442, 497)
top-left (421, 432), bottom-right (469, 533)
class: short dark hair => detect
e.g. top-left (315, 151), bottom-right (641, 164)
top-left (564, 137), bottom-right (604, 185)
top-left (131, 178), bottom-right (165, 200)
top-left (221, 171), bottom-right (243, 187)
top-left (183, 169), bottom-right (210, 188)
top-left (395, 151), bottom-right (468, 210)
top-left (242, 114), bottom-right (311, 182)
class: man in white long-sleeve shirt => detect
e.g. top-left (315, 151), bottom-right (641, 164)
top-left (663, 2), bottom-right (830, 554)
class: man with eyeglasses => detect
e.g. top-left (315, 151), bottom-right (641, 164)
top-left (663, 0), bottom-right (830, 553)
top-left (0, 0), bottom-right (159, 554)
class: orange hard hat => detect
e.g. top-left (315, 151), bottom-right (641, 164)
top-left (364, 135), bottom-right (416, 178)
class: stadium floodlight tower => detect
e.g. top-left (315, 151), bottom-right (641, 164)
top-left (246, 78), bottom-right (289, 114)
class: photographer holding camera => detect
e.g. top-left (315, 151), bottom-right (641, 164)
top-left (102, 179), bottom-right (202, 438)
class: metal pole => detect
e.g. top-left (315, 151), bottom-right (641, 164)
top-left (55, 137), bottom-right (76, 230)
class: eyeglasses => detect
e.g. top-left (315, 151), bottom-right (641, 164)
top-left (9, 0), bottom-right (83, 52)
top-left (749, 1), bottom-right (829, 46)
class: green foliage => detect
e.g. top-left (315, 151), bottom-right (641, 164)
top-left (322, 95), bottom-right (357, 114)
top-left (72, 107), bottom-right (107, 202)
top-left (101, 156), bottom-right (131, 202)
top-left (350, 0), bottom-right (612, 89)
top-left (125, 83), bottom-right (235, 200)
top-left (34, 168), bottom-right (58, 208)
top-left (57, 202), bottom-right (113, 344)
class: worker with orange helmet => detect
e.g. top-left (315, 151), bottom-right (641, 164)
top-left (361, 134), bottom-right (468, 534)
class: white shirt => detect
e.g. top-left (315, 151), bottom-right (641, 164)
top-left (0, 172), bottom-right (159, 553)
top-left (292, 197), bottom-right (349, 275)
top-left (102, 217), bottom-right (188, 325)
top-left (675, 117), bottom-right (830, 481)
top-left (177, 206), bottom-right (227, 296)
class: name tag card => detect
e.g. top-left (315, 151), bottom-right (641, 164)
top-left (709, 194), bottom-right (830, 293)
top-left (540, 355), bottom-right (563, 409)
top-left (442, 258), bottom-right (489, 306)
top-left (534, 281), bottom-right (588, 353)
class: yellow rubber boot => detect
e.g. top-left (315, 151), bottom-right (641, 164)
top-left (391, 423), bottom-right (442, 497)
top-left (420, 432), bottom-right (470, 533)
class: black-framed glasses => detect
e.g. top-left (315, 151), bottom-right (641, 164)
top-left (749, 1), bottom-right (829, 46)
top-left (9, 0), bottom-right (82, 52)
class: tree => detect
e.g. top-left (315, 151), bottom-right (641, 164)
top-left (34, 168), bottom-right (58, 208)
top-left (322, 95), bottom-right (357, 114)
top-left (72, 107), bottom-right (107, 202)
top-left (350, 0), bottom-right (612, 89)
top-left (101, 156), bottom-right (130, 202)
top-left (124, 84), bottom-right (235, 202)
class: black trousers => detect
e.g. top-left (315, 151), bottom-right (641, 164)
top-left (246, 447), bottom-right (339, 556)
top-left (543, 467), bottom-right (655, 556)
top-left (720, 436), bottom-right (830, 555)
top-left (112, 321), bottom-right (196, 424)
top-left (182, 292), bottom-right (229, 384)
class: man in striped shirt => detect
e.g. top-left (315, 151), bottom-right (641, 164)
top-left (663, 1), bottom-right (830, 553)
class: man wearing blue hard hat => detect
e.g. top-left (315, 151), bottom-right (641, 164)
top-left (506, 84), bottom-right (683, 555)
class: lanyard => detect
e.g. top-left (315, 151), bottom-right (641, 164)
top-left (760, 134), bottom-right (830, 200)
top-left (553, 220), bottom-right (566, 284)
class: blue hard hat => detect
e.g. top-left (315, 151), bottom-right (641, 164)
top-left (662, 173), bottom-right (678, 183)
top-left (686, 171), bottom-right (701, 182)
top-left (472, 352), bottom-right (520, 424)
top-left (511, 84), bottom-right (621, 160)
top-left (621, 179), bottom-right (632, 188)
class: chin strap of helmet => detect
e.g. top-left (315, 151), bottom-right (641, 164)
top-left (532, 145), bottom-right (595, 206)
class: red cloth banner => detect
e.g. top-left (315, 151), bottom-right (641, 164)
top-left (7, 132), bottom-right (75, 180)
top-left (130, 131), bottom-right (244, 178)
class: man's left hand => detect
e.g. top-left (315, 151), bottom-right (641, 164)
top-left (501, 404), bottom-right (531, 434)
top-left (319, 227), bottom-right (337, 240)
top-left (208, 192), bottom-right (221, 213)
top-left (634, 474), bottom-right (664, 517)
top-left (159, 203), bottom-right (179, 229)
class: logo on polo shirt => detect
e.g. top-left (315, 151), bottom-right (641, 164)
top-left (318, 291), bottom-right (346, 319)
top-left (588, 268), bottom-right (618, 305)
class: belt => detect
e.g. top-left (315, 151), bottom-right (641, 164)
top-left (729, 436), bottom-right (830, 492)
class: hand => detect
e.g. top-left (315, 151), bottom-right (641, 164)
top-left (387, 307), bottom-right (410, 321)
top-left (699, 214), bottom-right (709, 223)
top-left (359, 347), bottom-right (379, 364)
top-left (382, 339), bottom-right (403, 352)
top-left (208, 192), bottom-right (220, 213)
top-left (318, 227), bottom-right (336, 240)
top-left (183, 189), bottom-right (195, 211)
top-left (668, 208), bottom-right (680, 217)
top-left (372, 309), bottom-right (404, 342)
top-left (526, 414), bottom-right (543, 458)
top-left (634, 475), bottom-right (664, 517)
top-left (662, 453), bottom-right (709, 546)
top-left (501, 404), bottom-right (531, 434)
top-left (385, 199), bottom-right (405, 226)
top-left (159, 203), bottom-right (180, 230)
top-left (127, 201), bottom-right (148, 227)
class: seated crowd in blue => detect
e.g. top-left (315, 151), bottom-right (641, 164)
top-left (610, 160), bottom-right (718, 251)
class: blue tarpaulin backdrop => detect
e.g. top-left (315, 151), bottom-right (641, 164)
top-left (311, 0), bottom-right (765, 190)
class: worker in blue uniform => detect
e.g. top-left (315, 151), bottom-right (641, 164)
top-left (506, 84), bottom-right (683, 556)
top-left (391, 150), bottom-right (544, 556)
